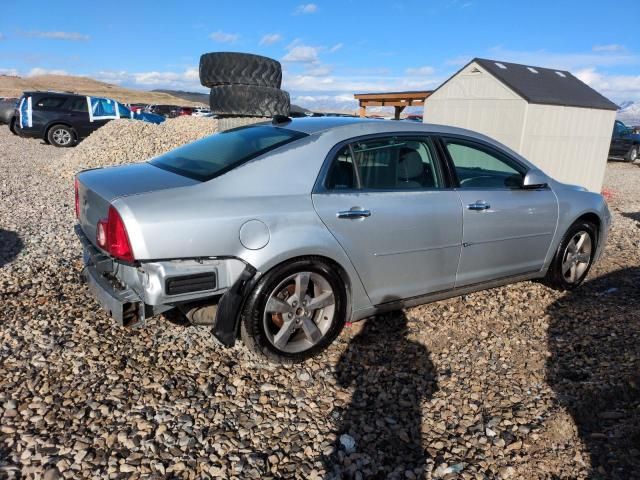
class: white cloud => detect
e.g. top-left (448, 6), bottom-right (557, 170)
top-left (328, 43), bottom-right (343, 53)
top-left (304, 65), bottom-right (332, 76)
top-left (575, 68), bottom-right (640, 102)
top-left (94, 67), bottom-right (204, 91)
top-left (405, 66), bottom-right (435, 76)
top-left (25, 31), bottom-right (89, 41)
top-left (260, 33), bottom-right (282, 46)
top-left (28, 67), bottom-right (68, 76)
top-left (209, 31), bottom-right (239, 43)
top-left (0, 68), bottom-right (19, 76)
top-left (593, 44), bottom-right (625, 52)
top-left (294, 3), bottom-right (318, 14)
top-left (283, 45), bottom-right (320, 63)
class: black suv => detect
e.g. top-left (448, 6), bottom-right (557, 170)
top-left (10, 92), bottom-right (116, 147)
top-left (11, 91), bottom-right (163, 147)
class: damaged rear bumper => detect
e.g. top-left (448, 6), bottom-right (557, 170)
top-left (75, 225), bottom-right (257, 344)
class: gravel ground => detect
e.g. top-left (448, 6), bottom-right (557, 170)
top-left (56, 116), bottom-right (266, 178)
top-left (0, 125), bottom-right (639, 480)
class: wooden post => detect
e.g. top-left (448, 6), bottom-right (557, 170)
top-left (394, 105), bottom-right (405, 120)
top-left (359, 105), bottom-right (366, 118)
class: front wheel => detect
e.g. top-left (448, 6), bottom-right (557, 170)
top-left (625, 145), bottom-right (638, 163)
top-left (47, 124), bottom-right (76, 147)
top-left (240, 258), bottom-right (347, 363)
top-left (545, 221), bottom-right (597, 290)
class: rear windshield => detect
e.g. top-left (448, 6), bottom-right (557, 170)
top-left (150, 125), bottom-right (307, 181)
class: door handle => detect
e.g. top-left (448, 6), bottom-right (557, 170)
top-left (467, 201), bottom-right (490, 211)
top-left (337, 209), bottom-right (371, 219)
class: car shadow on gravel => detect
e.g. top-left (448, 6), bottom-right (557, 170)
top-left (546, 267), bottom-right (640, 479)
top-left (322, 311), bottom-right (438, 479)
top-left (0, 229), bottom-right (23, 268)
top-left (621, 212), bottom-right (640, 225)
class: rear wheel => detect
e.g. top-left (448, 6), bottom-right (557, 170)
top-left (47, 124), bottom-right (76, 147)
top-left (625, 145), bottom-right (638, 163)
top-left (545, 221), bottom-right (597, 290)
top-left (240, 258), bottom-right (347, 363)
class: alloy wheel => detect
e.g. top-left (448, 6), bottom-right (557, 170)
top-left (561, 231), bottom-right (592, 284)
top-left (263, 271), bottom-right (336, 353)
top-left (52, 128), bottom-right (72, 146)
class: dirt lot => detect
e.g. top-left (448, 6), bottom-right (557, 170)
top-left (0, 125), bottom-right (638, 480)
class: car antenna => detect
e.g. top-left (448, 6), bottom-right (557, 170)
top-left (272, 115), bottom-right (292, 125)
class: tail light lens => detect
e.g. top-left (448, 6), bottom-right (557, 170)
top-left (96, 206), bottom-right (135, 262)
top-left (74, 177), bottom-right (80, 219)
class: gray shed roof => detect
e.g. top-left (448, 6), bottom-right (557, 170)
top-left (468, 58), bottom-right (618, 111)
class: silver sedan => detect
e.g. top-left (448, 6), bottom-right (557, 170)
top-left (75, 117), bottom-right (611, 363)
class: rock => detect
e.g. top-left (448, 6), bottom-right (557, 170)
top-left (339, 434), bottom-right (356, 454)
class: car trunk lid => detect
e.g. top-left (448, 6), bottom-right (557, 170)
top-left (77, 162), bottom-right (199, 247)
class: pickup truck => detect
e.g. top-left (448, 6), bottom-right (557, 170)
top-left (609, 120), bottom-right (640, 162)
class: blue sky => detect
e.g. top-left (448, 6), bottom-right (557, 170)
top-left (1, 0), bottom-right (639, 110)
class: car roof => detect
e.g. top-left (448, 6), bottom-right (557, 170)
top-left (273, 116), bottom-right (537, 170)
top-left (24, 91), bottom-right (82, 98)
top-left (279, 116), bottom-right (501, 139)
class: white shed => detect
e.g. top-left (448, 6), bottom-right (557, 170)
top-left (423, 58), bottom-right (618, 192)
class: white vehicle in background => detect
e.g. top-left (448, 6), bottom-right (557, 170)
top-left (192, 107), bottom-right (212, 117)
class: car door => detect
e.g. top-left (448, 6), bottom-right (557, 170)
top-left (440, 136), bottom-right (558, 287)
top-left (312, 135), bottom-right (462, 305)
top-left (63, 96), bottom-right (94, 138)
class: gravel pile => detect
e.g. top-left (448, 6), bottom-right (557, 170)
top-left (56, 116), bottom-right (266, 178)
top-left (0, 127), bottom-right (638, 479)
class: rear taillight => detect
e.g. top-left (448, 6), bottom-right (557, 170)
top-left (96, 206), bottom-right (135, 262)
top-left (74, 177), bottom-right (80, 219)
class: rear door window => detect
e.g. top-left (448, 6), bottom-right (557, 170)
top-left (324, 136), bottom-right (443, 191)
top-left (67, 97), bottom-right (89, 112)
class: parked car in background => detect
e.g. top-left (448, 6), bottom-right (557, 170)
top-left (148, 105), bottom-right (180, 117)
top-left (11, 92), bottom-right (164, 147)
top-left (609, 120), bottom-right (640, 162)
top-left (128, 103), bottom-right (149, 113)
top-left (192, 107), bottom-right (211, 117)
top-left (0, 97), bottom-right (18, 124)
top-left (75, 117), bottom-right (610, 363)
top-left (177, 107), bottom-right (193, 116)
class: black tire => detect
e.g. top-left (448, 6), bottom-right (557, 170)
top-left (46, 124), bottom-right (77, 147)
top-left (209, 84), bottom-right (290, 117)
top-left (199, 52), bottom-right (282, 88)
top-left (240, 257), bottom-right (348, 364)
top-left (625, 145), bottom-right (639, 163)
top-left (8, 117), bottom-right (18, 135)
top-left (545, 220), bottom-right (597, 290)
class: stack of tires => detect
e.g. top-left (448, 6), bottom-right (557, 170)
top-left (199, 52), bottom-right (290, 117)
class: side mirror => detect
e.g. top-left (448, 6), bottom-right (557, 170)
top-left (522, 169), bottom-right (548, 189)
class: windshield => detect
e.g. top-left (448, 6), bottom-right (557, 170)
top-left (150, 125), bottom-right (307, 181)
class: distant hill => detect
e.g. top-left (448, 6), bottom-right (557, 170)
top-left (152, 89), bottom-right (209, 104)
top-left (0, 74), bottom-right (203, 106)
top-left (154, 88), bottom-right (313, 114)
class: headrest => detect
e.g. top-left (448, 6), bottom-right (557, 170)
top-left (398, 151), bottom-right (423, 179)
